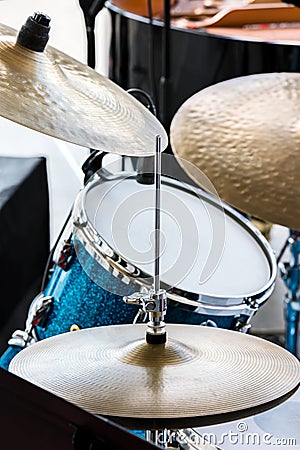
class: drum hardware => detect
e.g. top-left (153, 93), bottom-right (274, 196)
top-left (124, 288), bottom-right (168, 341)
top-left (229, 314), bottom-right (252, 334)
top-left (17, 12), bottom-right (51, 52)
top-left (70, 324), bottom-right (82, 332)
top-left (278, 229), bottom-right (300, 356)
top-left (123, 134), bottom-right (168, 344)
top-left (7, 294), bottom-right (54, 349)
top-left (0, 17), bottom-right (168, 155)
top-left (170, 72), bottom-right (300, 231)
top-left (57, 238), bottom-right (76, 271)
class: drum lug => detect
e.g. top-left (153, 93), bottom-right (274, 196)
top-left (235, 321), bottom-right (252, 334)
top-left (200, 319), bottom-right (218, 328)
top-left (26, 294), bottom-right (54, 330)
top-left (24, 293), bottom-right (54, 342)
top-left (57, 240), bottom-right (75, 271)
top-left (234, 309), bottom-right (254, 333)
top-left (8, 330), bottom-right (35, 348)
top-left (244, 296), bottom-right (259, 310)
top-left (7, 294), bottom-right (54, 347)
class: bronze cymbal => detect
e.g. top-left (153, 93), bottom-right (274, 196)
top-left (0, 21), bottom-right (167, 155)
top-left (9, 324), bottom-right (300, 429)
top-left (170, 73), bottom-right (300, 230)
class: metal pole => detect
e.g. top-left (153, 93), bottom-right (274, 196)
top-left (154, 135), bottom-right (162, 293)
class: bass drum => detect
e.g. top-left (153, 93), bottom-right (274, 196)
top-left (106, 2), bottom-right (300, 129)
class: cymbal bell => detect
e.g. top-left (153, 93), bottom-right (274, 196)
top-left (9, 324), bottom-right (300, 429)
top-left (170, 73), bottom-right (300, 230)
top-left (0, 19), bottom-right (167, 155)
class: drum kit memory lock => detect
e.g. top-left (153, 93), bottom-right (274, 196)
top-left (0, 12), bottom-right (299, 450)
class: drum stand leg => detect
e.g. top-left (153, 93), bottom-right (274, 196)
top-left (279, 230), bottom-right (300, 356)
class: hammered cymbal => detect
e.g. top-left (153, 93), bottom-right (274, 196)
top-left (170, 73), bottom-right (300, 230)
top-left (0, 22), bottom-right (167, 155)
top-left (9, 324), bottom-right (300, 429)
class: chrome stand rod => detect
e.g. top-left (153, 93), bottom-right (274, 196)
top-left (145, 134), bottom-right (167, 344)
top-left (154, 134), bottom-right (162, 293)
top-left (123, 135), bottom-right (167, 345)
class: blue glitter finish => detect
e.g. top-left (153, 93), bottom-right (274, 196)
top-left (38, 241), bottom-right (236, 339)
top-left (40, 252), bottom-right (137, 340)
top-left (0, 242), bottom-right (236, 369)
top-left (0, 242), bottom-right (238, 370)
top-left (0, 345), bottom-right (23, 370)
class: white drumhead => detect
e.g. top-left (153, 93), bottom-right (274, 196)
top-left (83, 176), bottom-right (271, 303)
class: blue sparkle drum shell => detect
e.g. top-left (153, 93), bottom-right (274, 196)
top-left (37, 171), bottom-right (276, 338)
top-left (38, 240), bottom-right (237, 341)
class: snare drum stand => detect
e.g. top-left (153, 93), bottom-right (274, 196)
top-left (279, 229), bottom-right (300, 356)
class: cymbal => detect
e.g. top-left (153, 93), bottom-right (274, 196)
top-left (170, 73), bottom-right (300, 230)
top-left (9, 324), bottom-right (300, 429)
top-left (0, 21), bottom-right (167, 155)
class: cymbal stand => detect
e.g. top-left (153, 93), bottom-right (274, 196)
top-left (123, 135), bottom-right (167, 344)
top-left (279, 229), bottom-right (300, 356)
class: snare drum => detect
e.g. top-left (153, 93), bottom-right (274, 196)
top-left (46, 170), bottom-right (276, 334)
top-left (0, 170), bottom-right (276, 369)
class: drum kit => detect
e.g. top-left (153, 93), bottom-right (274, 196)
top-left (0, 11), bottom-right (299, 450)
